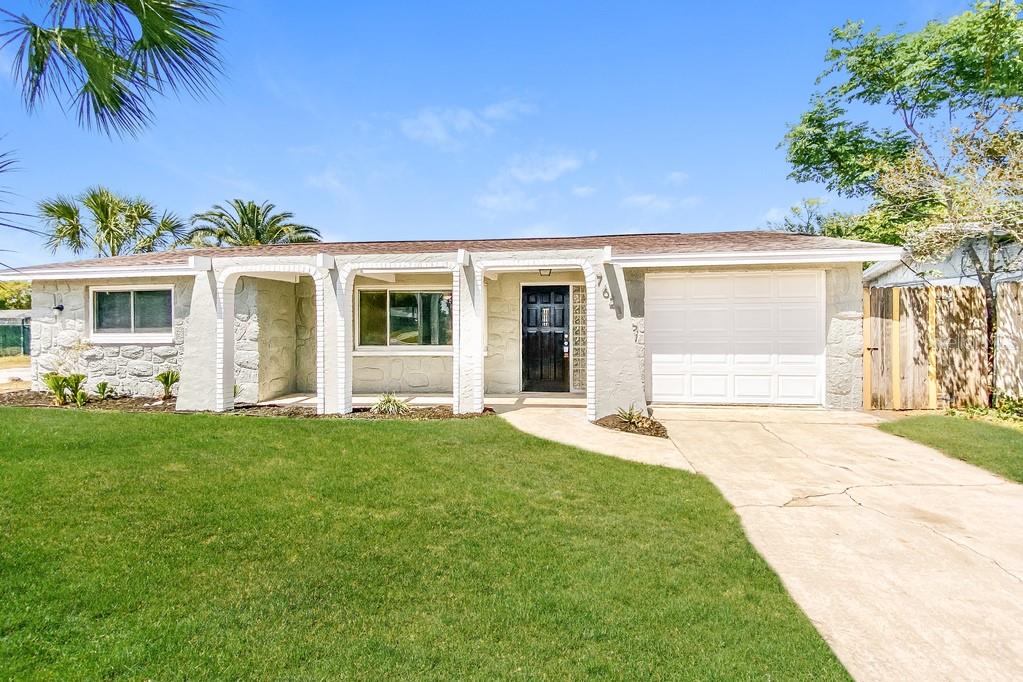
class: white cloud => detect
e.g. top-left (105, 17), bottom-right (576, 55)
top-left (571, 185), bottom-right (596, 198)
top-left (505, 152), bottom-right (583, 184)
top-left (481, 98), bottom-right (536, 121)
top-left (620, 193), bottom-right (701, 212)
top-left (666, 171), bottom-right (689, 185)
top-left (475, 186), bottom-right (535, 212)
top-left (475, 151), bottom-right (586, 214)
top-left (400, 98), bottom-right (534, 149)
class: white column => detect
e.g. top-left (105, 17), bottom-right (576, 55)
top-left (336, 267), bottom-right (355, 414)
top-left (214, 276), bottom-right (236, 412)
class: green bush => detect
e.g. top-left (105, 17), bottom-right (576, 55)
top-left (73, 389), bottom-right (88, 407)
top-left (371, 393), bottom-right (411, 416)
top-left (41, 373), bottom-right (70, 406)
top-left (156, 370), bottom-right (180, 400)
top-left (95, 381), bottom-right (111, 399)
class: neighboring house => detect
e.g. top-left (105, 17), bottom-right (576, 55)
top-left (863, 242), bottom-right (1023, 287)
top-left (0, 232), bottom-right (900, 419)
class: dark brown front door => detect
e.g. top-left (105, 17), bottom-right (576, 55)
top-left (522, 286), bottom-right (570, 392)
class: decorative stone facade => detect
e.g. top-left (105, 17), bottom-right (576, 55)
top-left (352, 355), bottom-right (453, 393)
top-left (29, 277), bottom-right (192, 398)
top-left (233, 276), bottom-right (316, 403)
top-left (484, 270), bottom-right (585, 394)
top-left (824, 262), bottom-right (864, 409)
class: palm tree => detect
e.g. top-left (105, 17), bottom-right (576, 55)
top-left (39, 186), bottom-right (187, 257)
top-left (2, 1), bottom-right (223, 136)
top-left (187, 200), bottom-right (321, 246)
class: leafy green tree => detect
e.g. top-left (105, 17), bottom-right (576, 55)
top-left (784, 0), bottom-right (1023, 402)
top-left (0, 281), bottom-right (31, 309)
top-left (2, 0), bottom-right (224, 135)
top-left (768, 198), bottom-right (904, 245)
top-left (785, 0), bottom-right (1023, 204)
top-left (186, 200), bottom-right (322, 246)
top-left (39, 186), bottom-right (187, 256)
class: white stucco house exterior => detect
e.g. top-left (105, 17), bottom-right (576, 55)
top-left (3, 231), bottom-right (901, 419)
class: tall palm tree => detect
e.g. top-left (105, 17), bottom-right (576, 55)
top-left (2, 1), bottom-right (223, 136)
top-left (187, 199), bottom-right (321, 246)
top-left (39, 186), bottom-right (187, 257)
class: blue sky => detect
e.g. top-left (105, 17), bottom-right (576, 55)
top-left (1, 0), bottom-right (968, 268)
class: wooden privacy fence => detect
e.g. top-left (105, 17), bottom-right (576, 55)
top-left (864, 285), bottom-right (990, 410)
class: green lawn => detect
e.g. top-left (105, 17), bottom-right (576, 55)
top-left (880, 415), bottom-right (1023, 483)
top-left (0, 408), bottom-right (847, 680)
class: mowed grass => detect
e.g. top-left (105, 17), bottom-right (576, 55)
top-left (880, 414), bottom-right (1023, 483)
top-left (0, 408), bottom-right (847, 680)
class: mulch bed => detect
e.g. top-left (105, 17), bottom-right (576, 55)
top-left (0, 390), bottom-right (177, 412)
top-left (232, 404), bottom-right (493, 420)
top-left (594, 413), bottom-right (669, 439)
top-left (0, 390), bottom-right (491, 421)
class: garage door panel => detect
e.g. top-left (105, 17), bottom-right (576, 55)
top-left (690, 374), bottom-right (729, 400)
top-left (776, 271), bottom-right (820, 297)
top-left (646, 272), bottom-right (824, 405)
top-left (734, 306), bottom-right (774, 332)
top-left (733, 274), bottom-right (776, 298)
top-left (686, 307), bottom-right (730, 333)
top-left (778, 375), bottom-right (819, 401)
top-left (734, 375), bottom-right (774, 400)
top-left (778, 305), bottom-right (819, 332)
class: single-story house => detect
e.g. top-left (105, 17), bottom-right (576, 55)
top-left (2, 231), bottom-right (901, 419)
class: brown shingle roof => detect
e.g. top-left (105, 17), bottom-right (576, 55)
top-left (16, 231), bottom-right (891, 272)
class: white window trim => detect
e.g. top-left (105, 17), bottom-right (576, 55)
top-left (354, 285), bottom-right (454, 354)
top-left (87, 284), bottom-right (175, 344)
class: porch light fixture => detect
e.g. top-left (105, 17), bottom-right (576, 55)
top-left (539, 268), bottom-right (552, 277)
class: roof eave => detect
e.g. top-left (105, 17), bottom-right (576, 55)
top-left (610, 246), bottom-right (905, 268)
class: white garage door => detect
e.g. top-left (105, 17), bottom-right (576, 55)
top-left (645, 271), bottom-right (825, 405)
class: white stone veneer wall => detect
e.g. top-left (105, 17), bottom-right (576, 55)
top-left (352, 356), bottom-right (453, 393)
top-left (233, 276), bottom-right (309, 403)
top-left (484, 271), bottom-right (584, 394)
top-left (30, 277), bottom-right (192, 398)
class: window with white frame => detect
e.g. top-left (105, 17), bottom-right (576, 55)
top-left (91, 287), bottom-right (173, 337)
top-left (358, 289), bottom-right (452, 347)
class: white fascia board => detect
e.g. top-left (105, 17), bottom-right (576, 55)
top-left (611, 247), bottom-right (905, 268)
top-left (862, 257), bottom-right (907, 282)
top-left (0, 264), bottom-right (196, 281)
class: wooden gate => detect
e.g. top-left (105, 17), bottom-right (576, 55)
top-left (863, 286), bottom-right (989, 410)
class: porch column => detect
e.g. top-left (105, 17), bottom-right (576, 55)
top-left (336, 264), bottom-right (355, 414)
top-left (214, 273), bottom-right (238, 412)
top-left (315, 260), bottom-right (340, 414)
top-left (468, 261), bottom-right (487, 413)
top-left (176, 259), bottom-right (219, 412)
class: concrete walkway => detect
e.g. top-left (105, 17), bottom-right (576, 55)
top-left (495, 404), bottom-right (694, 471)
top-left (654, 406), bottom-right (1023, 682)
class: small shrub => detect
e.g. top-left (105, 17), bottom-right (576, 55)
top-left (95, 381), bottom-right (111, 399)
top-left (42, 373), bottom-right (70, 406)
top-left (371, 393), bottom-right (411, 416)
top-left (617, 403), bottom-right (645, 428)
top-left (156, 370), bottom-right (180, 399)
top-left (65, 373), bottom-right (87, 397)
top-left (995, 395), bottom-right (1023, 420)
top-left (73, 389), bottom-right (88, 407)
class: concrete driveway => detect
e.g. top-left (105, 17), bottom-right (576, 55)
top-left (654, 406), bottom-right (1023, 682)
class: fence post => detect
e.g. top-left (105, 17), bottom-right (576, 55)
top-left (927, 287), bottom-right (938, 409)
top-left (863, 287), bottom-right (872, 410)
top-left (891, 287), bottom-right (901, 410)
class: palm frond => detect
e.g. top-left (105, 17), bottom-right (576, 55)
top-left (1, 1), bottom-right (224, 136)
